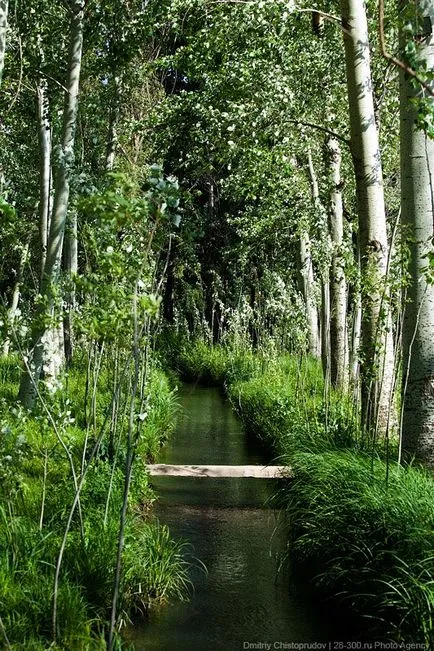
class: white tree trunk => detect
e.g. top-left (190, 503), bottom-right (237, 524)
top-left (106, 120), bottom-right (117, 171)
top-left (298, 231), bottom-right (320, 358)
top-left (42, 322), bottom-right (65, 391)
top-left (0, 0), bottom-right (8, 87)
top-left (340, 0), bottom-right (395, 433)
top-left (106, 75), bottom-right (120, 171)
top-left (63, 209), bottom-right (78, 364)
top-left (320, 279), bottom-right (330, 381)
top-left (327, 136), bottom-right (348, 389)
top-left (307, 147), bottom-right (329, 367)
top-left (350, 280), bottom-right (362, 390)
top-left (18, 1), bottom-right (84, 408)
top-left (400, 0), bottom-right (434, 467)
top-left (37, 78), bottom-right (52, 280)
top-left (37, 75), bottom-right (64, 385)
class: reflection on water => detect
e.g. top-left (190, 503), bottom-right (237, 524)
top-left (127, 384), bottom-right (336, 651)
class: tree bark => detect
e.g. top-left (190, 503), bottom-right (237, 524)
top-left (340, 0), bottom-right (395, 433)
top-left (37, 74), bottom-right (62, 383)
top-left (350, 277), bottom-right (362, 390)
top-left (298, 230), bottom-right (320, 358)
top-left (18, 1), bottom-right (85, 408)
top-left (321, 279), bottom-right (330, 380)
top-left (63, 209), bottom-right (78, 365)
top-left (400, 0), bottom-right (434, 467)
top-left (37, 78), bottom-right (52, 281)
top-left (327, 136), bottom-right (348, 389)
top-left (0, 0), bottom-right (8, 88)
top-left (306, 147), bottom-right (328, 364)
top-left (106, 75), bottom-right (120, 171)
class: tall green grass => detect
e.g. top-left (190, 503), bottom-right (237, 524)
top-left (227, 362), bottom-right (360, 454)
top-left (136, 369), bottom-right (179, 462)
top-left (123, 521), bottom-right (194, 615)
top-left (0, 507), bottom-right (193, 648)
top-left (0, 358), bottom-right (189, 649)
top-left (278, 451), bottom-right (434, 644)
top-left (159, 334), bottom-right (265, 387)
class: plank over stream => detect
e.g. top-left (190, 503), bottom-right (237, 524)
top-left (146, 464), bottom-right (292, 478)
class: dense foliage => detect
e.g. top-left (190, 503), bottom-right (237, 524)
top-left (0, 356), bottom-right (191, 648)
top-left (1, 0), bottom-right (434, 647)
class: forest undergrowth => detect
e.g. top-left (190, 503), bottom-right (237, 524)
top-left (0, 354), bottom-right (191, 650)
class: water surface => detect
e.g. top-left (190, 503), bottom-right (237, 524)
top-left (129, 384), bottom-right (337, 650)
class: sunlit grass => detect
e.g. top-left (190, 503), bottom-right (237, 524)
top-left (123, 521), bottom-right (196, 615)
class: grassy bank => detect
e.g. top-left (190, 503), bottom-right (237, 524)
top-left (163, 337), bottom-right (434, 645)
top-left (0, 355), bottom-right (190, 649)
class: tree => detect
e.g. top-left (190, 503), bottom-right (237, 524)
top-left (305, 147), bottom-right (324, 361)
top-left (400, 0), bottom-right (434, 467)
top-left (18, 0), bottom-right (85, 408)
top-left (37, 77), bottom-right (52, 281)
top-left (340, 0), bottom-right (395, 434)
top-left (327, 135), bottom-right (348, 389)
top-left (298, 219), bottom-right (321, 358)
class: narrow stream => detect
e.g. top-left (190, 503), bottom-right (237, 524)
top-left (129, 384), bottom-right (338, 650)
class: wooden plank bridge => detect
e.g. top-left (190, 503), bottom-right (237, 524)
top-left (146, 464), bottom-right (292, 479)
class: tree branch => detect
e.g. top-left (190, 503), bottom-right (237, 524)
top-left (379, 0), bottom-right (434, 97)
top-left (295, 7), bottom-right (342, 26)
top-left (287, 119), bottom-right (350, 146)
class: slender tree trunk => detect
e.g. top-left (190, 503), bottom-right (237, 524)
top-left (0, 0), bottom-right (8, 88)
top-left (350, 279), bottom-right (362, 390)
top-left (400, 0), bottom-right (434, 467)
top-left (307, 147), bottom-right (328, 364)
top-left (162, 239), bottom-right (177, 325)
top-left (36, 73), bottom-right (62, 382)
top-left (2, 242), bottom-right (29, 356)
top-left (327, 136), bottom-right (348, 389)
top-left (320, 279), bottom-right (330, 380)
top-left (106, 119), bottom-right (117, 171)
top-left (298, 231), bottom-right (320, 358)
top-left (340, 0), bottom-right (395, 433)
top-left (38, 78), bottom-right (52, 281)
top-left (63, 209), bottom-right (78, 365)
top-left (106, 76), bottom-right (120, 171)
top-left (18, 1), bottom-right (85, 408)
